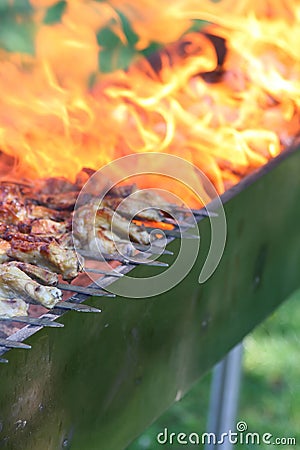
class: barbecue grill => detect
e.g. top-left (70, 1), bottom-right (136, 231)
top-left (0, 1), bottom-right (300, 448)
top-left (0, 143), bottom-right (300, 449)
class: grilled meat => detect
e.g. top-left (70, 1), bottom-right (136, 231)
top-left (0, 239), bottom-right (10, 263)
top-left (35, 177), bottom-right (78, 195)
top-left (0, 264), bottom-right (62, 308)
top-left (87, 229), bottom-right (134, 257)
top-left (0, 200), bottom-right (68, 226)
top-left (28, 205), bottom-right (68, 222)
top-left (96, 207), bottom-right (151, 245)
top-left (103, 196), bottom-right (163, 222)
top-left (6, 236), bottom-right (82, 280)
top-left (30, 219), bottom-right (69, 235)
top-left (7, 261), bottom-right (58, 286)
top-left (107, 184), bottom-right (136, 198)
top-left (130, 190), bottom-right (170, 208)
top-left (0, 297), bottom-right (28, 318)
top-left (0, 190), bottom-right (27, 224)
top-left (73, 201), bottom-right (151, 245)
top-left (33, 191), bottom-right (79, 211)
top-left (0, 177), bottom-right (172, 303)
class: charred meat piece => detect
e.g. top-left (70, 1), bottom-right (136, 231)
top-left (0, 195), bottom-right (68, 227)
top-left (83, 229), bottom-right (134, 258)
top-left (7, 236), bottom-right (82, 280)
top-left (130, 190), bottom-right (170, 208)
top-left (34, 191), bottom-right (79, 211)
top-left (96, 207), bottom-right (150, 245)
top-left (73, 202), bottom-right (150, 245)
top-left (30, 219), bottom-right (69, 235)
top-left (0, 297), bottom-right (29, 318)
top-left (27, 205), bottom-right (68, 222)
top-left (0, 183), bottom-right (23, 203)
top-left (72, 201), bottom-right (99, 247)
top-left (0, 184), bottom-right (31, 225)
top-left (103, 196), bottom-right (163, 222)
top-left (0, 239), bottom-right (10, 263)
top-left (107, 184), bottom-right (136, 198)
top-left (35, 177), bottom-right (77, 195)
top-left (0, 265), bottom-right (62, 308)
top-left (7, 261), bottom-right (58, 286)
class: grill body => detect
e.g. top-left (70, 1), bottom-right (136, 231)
top-left (0, 146), bottom-right (300, 450)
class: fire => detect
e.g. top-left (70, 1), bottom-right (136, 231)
top-left (0, 0), bottom-right (299, 200)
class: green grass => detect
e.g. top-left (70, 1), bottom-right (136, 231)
top-left (127, 289), bottom-right (300, 449)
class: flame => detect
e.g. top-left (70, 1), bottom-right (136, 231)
top-left (0, 0), bottom-right (299, 202)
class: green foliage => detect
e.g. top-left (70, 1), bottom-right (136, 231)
top-left (97, 9), bottom-right (140, 73)
top-left (43, 0), bottom-right (67, 25)
top-left (140, 42), bottom-right (162, 58)
top-left (188, 19), bottom-right (210, 33)
top-left (0, 4), bottom-right (35, 55)
top-left (0, 0), bottom-right (33, 13)
top-left (117, 10), bottom-right (139, 47)
top-left (0, 2), bottom-right (211, 73)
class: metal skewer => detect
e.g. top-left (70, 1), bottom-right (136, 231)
top-left (0, 338), bottom-right (31, 350)
top-left (117, 239), bottom-right (174, 255)
top-left (79, 250), bottom-right (169, 267)
top-left (84, 268), bottom-right (124, 277)
top-left (94, 253), bottom-right (169, 267)
top-left (143, 227), bottom-right (199, 239)
top-left (159, 217), bottom-right (193, 227)
top-left (130, 243), bottom-right (174, 255)
top-left (57, 283), bottom-right (115, 297)
top-left (0, 316), bottom-right (64, 327)
top-left (169, 207), bottom-right (218, 217)
top-left (54, 301), bottom-right (101, 313)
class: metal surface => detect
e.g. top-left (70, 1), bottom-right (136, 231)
top-left (0, 146), bottom-right (300, 449)
top-left (0, 316), bottom-right (64, 328)
top-left (0, 338), bottom-right (31, 350)
top-left (205, 343), bottom-right (244, 449)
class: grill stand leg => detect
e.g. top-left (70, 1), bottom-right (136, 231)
top-left (205, 342), bottom-right (244, 450)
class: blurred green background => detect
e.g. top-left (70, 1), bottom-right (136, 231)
top-left (127, 290), bottom-right (300, 449)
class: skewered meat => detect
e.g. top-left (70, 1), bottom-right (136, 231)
top-left (0, 239), bottom-right (10, 263)
top-left (33, 191), bottom-right (79, 211)
top-left (103, 196), bottom-right (163, 222)
top-left (0, 200), bottom-right (68, 225)
top-left (0, 265), bottom-right (62, 308)
top-left (107, 184), bottom-right (136, 198)
top-left (0, 297), bottom-right (28, 318)
top-left (28, 205), bottom-right (68, 222)
top-left (73, 201), bottom-right (151, 245)
top-left (74, 202), bottom-right (151, 245)
top-left (7, 261), bottom-right (58, 286)
top-left (130, 190), bottom-right (171, 208)
top-left (35, 177), bottom-right (77, 195)
top-left (96, 207), bottom-right (151, 245)
top-left (0, 175), bottom-right (175, 318)
top-left (0, 194), bottom-right (27, 225)
top-left (85, 230), bottom-right (134, 257)
top-left (7, 236), bottom-right (82, 280)
top-left (30, 219), bottom-right (69, 235)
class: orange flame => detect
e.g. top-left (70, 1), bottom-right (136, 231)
top-left (0, 0), bottom-right (299, 198)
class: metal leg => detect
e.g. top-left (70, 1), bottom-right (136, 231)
top-left (205, 342), bottom-right (244, 450)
